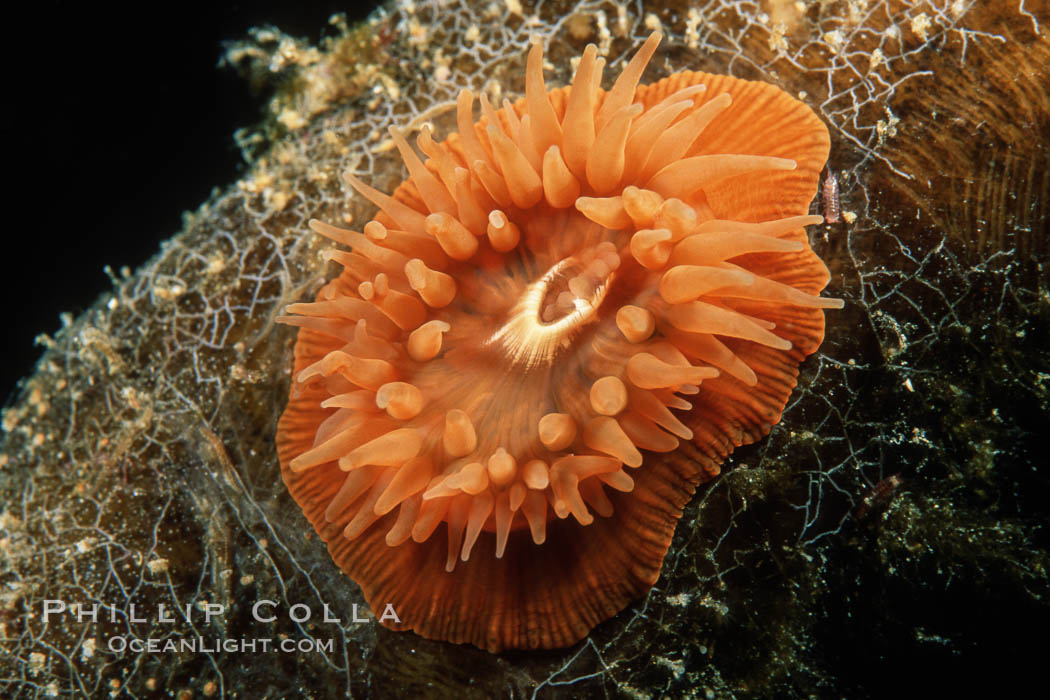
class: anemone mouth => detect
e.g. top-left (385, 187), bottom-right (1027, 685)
top-left (488, 248), bottom-right (619, 369)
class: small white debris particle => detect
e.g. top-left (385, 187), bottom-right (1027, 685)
top-left (594, 10), bottom-right (612, 55)
top-left (911, 13), bottom-right (931, 41)
top-left (769, 24), bottom-right (788, 52)
top-left (206, 255), bottom-right (225, 274)
top-left (869, 47), bottom-right (885, 70)
top-left (655, 656), bottom-right (686, 679)
top-left (685, 9), bottom-right (701, 49)
top-left (823, 29), bottom-right (845, 51)
top-left (276, 108), bottom-right (307, 131)
top-left (147, 557), bottom-right (170, 574)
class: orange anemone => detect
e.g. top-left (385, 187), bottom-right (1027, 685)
top-left (276, 32), bottom-right (840, 652)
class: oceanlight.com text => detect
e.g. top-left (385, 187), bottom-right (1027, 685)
top-left (107, 636), bottom-right (335, 654)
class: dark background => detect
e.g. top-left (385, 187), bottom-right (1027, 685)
top-left (3, 1), bottom-right (381, 404)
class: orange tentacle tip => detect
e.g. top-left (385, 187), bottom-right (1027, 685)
top-left (275, 30), bottom-right (839, 652)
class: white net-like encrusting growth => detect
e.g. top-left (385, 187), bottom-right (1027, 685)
top-left (276, 31), bottom-right (841, 651)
